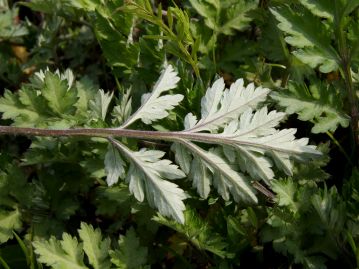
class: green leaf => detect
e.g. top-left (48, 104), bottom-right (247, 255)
top-left (0, 90), bottom-right (41, 126)
top-left (0, 208), bottom-right (22, 244)
top-left (69, 0), bottom-right (102, 11)
top-left (344, 0), bottom-right (359, 16)
top-left (171, 6), bottom-right (194, 45)
top-left (271, 5), bottom-right (330, 48)
top-left (110, 227), bottom-right (148, 269)
top-left (75, 77), bottom-right (98, 118)
top-left (292, 143), bottom-right (330, 182)
top-left (298, 0), bottom-right (334, 20)
top-left (42, 72), bottom-right (78, 115)
top-left (189, 0), bottom-right (217, 30)
top-left (302, 256), bottom-right (327, 269)
top-left (0, 162), bottom-right (29, 207)
top-left (78, 223), bottom-right (111, 269)
top-left (271, 179), bottom-right (298, 212)
top-left (20, 0), bottom-right (59, 13)
top-left (271, 81), bottom-right (350, 133)
top-left (95, 185), bottom-right (132, 216)
top-left (18, 86), bottom-right (49, 116)
top-left (218, 0), bottom-right (258, 35)
top-left (153, 209), bottom-right (232, 258)
top-left (293, 47), bottom-right (338, 73)
top-left (0, 69), bottom-right (98, 128)
top-left (189, 0), bottom-right (258, 35)
top-left (33, 234), bottom-right (88, 269)
top-left (311, 187), bottom-right (345, 233)
top-left (259, 13), bottom-right (289, 62)
top-left (271, 5), bottom-right (339, 73)
top-left (190, 20), bottom-right (217, 54)
top-left (0, 8), bottom-right (28, 39)
top-left (91, 4), bottom-right (138, 74)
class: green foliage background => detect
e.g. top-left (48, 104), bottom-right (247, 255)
top-left (1, 0), bottom-right (359, 268)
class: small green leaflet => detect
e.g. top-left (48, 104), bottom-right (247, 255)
top-left (298, 0), bottom-right (334, 20)
top-left (67, 0), bottom-right (101, 11)
top-left (78, 223), bottom-right (111, 269)
top-left (271, 81), bottom-right (350, 133)
top-left (188, 0), bottom-right (218, 30)
top-left (311, 188), bottom-right (345, 233)
top-left (42, 72), bottom-right (78, 115)
top-left (263, 181), bottom-right (343, 269)
top-left (34, 222), bottom-right (146, 269)
top-left (259, 14), bottom-right (289, 62)
top-left (271, 6), bottom-right (330, 48)
top-left (271, 179), bottom-right (298, 212)
top-left (218, 0), bottom-right (258, 35)
top-left (0, 69), bottom-right (115, 128)
top-left (153, 209), bottom-right (232, 258)
top-left (271, 5), bottom-right (339, 73)
top-left (20, 0), bottom-right (62, 13)
top-left (0, 208), bottom-right (22, 244)
top-left (189, 0), bottom-right (258, 35)
top-left (110, 227), bottom-right (148, 269)
top-left (75, 76), bottom-right (98, 118)
top-left (298, 0), bottom-right (359, 20)
top-left (0, 90), bottom-right (42, 127)
top-left (292, 48), bottom-right (338, 73)
top-left (33, 234), bottom-right (88, 269)
top-left (0, 8), bottom-right (28, 39)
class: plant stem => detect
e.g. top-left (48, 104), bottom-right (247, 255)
top-left (334, 0), bottom-right (359, 162)
top-left (326, 131), bottom-right (353, 166)
top-left (252, 181), bottom-right (275, 200)
top-left (0, 126), bottom-right (229, 145)
top-left (0, 125), bottom-right (278, 199)
top-left (0, 255), bottom-right (10, 269)
top-left (342, 60), bottom-right (359, 161)
top-left (0, 125), bottom-right (321, 157)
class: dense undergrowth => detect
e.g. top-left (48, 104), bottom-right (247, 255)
top-left (1, 0), bottom-right (359, 268)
